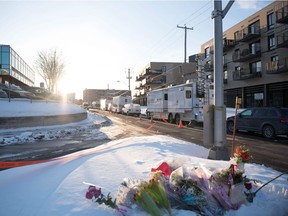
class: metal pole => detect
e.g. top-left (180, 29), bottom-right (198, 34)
top-left (184, 26), bottom-right (187, 63)
top-left (208, 0), bottom-right (234, 160)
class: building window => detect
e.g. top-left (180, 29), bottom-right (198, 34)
top-left (204, 47), bottom-right (210, 58)
top-left (248, 20), bottom-right (260, 34)
top-left (224, 70), bottom-right (228, 83)
top-left (271, 55), bottom-right (279, 62)
top-left (267, 13), bottom-right (274, 30)
top-left (250, 61), bottom-right (261, 74)
top-left (268, 34), bottom-right (276, 51)
top-left (249, 41), bottom-right (261, 54)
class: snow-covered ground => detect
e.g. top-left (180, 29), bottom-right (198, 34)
top-left (0, 100), bottom-right (287, 216)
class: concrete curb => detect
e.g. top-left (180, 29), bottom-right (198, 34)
top-left (0, 112), bottom-right (88, 129)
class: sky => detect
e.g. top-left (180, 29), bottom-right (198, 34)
top-left (1, 0), bottom-right (274, 99)
top-left (0, 99), bottom-right (287, 216)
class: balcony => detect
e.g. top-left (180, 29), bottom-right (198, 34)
top-left (137, 67), bottom-right (163, 80)
top-left (204, 62), bottom-right (213, 72)
top-left (276, 4), bottom-right (288, 24)
top-left (223, 38), bottom-right (235, 52)
top-left (233, 68), bottom-right (262, 81)
top-left (232, 48), bottom-right (261, 62)
top-left (234, 26), bottom-right (260, 42)
top-left (145, 78), bottom-right (165, 85)
top-left (277, 34), bottom-right (288, 48)
top-left (266, 58), bottom-right (288, 74)
top-left (135, 75), bottom-right (145, 81)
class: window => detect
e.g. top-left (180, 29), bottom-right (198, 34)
top-left (249, 41), bottom-right (260, 54)
top-left (267, 13), bottom-right (274, 30)
top-left (254, 109), bottom-right (266, 117)
top-left (204, 47), bottom-right (210, 58)
top-left (164, 93), bottom-right (168, 100)
top-left (271, 55), bottom-right (279, 62)
top-left (224, 70), bottom-right (228, 83)
top-left (241, 109), bottom-right (253, 117)
top-left (268, 34), bottom-right (276, 50)
top-left (186, 90), bottom-right (192, 99)
top-left (250, 61), bottom-right (261, 74)
top-left (249, 21), bottom-right (260, 34)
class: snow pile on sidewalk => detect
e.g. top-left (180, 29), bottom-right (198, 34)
top-left (0, 135), bottom-right (287, 216)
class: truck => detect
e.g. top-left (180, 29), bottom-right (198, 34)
top-left (122, 103), bottom-right (141, 116)
top-left (146, 81), bottom-right (205, 125)
top-left (111, 95), bottom-right (132, 113)
top-left (100, 98), bottom-right (112, 111)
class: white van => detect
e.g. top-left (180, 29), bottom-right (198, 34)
top-left (122, 103), bottom-right (141, 116)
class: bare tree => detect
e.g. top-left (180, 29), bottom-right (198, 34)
top-left (35, 49), bottom-right (65, 93)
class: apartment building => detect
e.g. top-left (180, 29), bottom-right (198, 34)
top-left (0, 45), bottom-right (35, 87)
top-left (200, 0), bottom-right (288, 108)
top-left (134, 62), bottom-right (197, 106)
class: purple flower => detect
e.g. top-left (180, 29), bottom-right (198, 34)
top-left (86, 191), bottom-right (94, 199)
top-left (86, 185), bottom-right (102, 199)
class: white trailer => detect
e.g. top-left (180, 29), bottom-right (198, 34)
top-left (147, 81), bottom-right (204, 124)
top-left (111, 95), bottom-right (132, 113)
top-left (100, 99), bottom-right (112, 111)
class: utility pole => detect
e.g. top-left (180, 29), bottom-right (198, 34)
top-left (208, 0), bottom-right (234, 160)
top-left (177, 25), bottom-right (193, 63)
top-left (126, 68), bottom-right (132, 95)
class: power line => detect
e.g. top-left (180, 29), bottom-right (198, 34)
top-left (145, 1), bottom-right (213, 63)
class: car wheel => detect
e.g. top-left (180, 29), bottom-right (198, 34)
top-left (262, 125), bottom-right (275, 139)
top-left (146, 111), bottom-right (150, 118)
top-left (168, 114), bottom-right (174, 124)
top-left (227, 120), bottom-right (234, 134)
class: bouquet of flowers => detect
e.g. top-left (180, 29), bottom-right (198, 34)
top-left (234, 145), bottom-right (252, 164)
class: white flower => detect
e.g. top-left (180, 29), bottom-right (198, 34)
top-left (229, 157), bottom-right (238, 165)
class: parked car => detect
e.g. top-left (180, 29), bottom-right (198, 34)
top-left (0, 89), bottom-right (8, 98)
top-left (122, 103), bottom-right (141, 116)
top-left (0, 83), bottom-right (20, 98)
top-left (0, 83), bottom-right (36, 98)
top-left (226, 107), bottom-right (288, 139)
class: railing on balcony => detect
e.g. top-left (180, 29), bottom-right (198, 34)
top-left (266, 58), bottom-right (288, 74)
top-left (204, 62), bottom-right (213, 71)
top-left (233, 68), bottom-right (262, 81)
top-left (135, 75), bottom-right (145, 81)
top-left (232, 47), bottom-right (261, 62)
top-left (234, 26), bottom-right (260, 42)
top-left (276, 4), bottom-right (288, 24)
top-left (277, 34), bottom-right (288, 48)
top-left (223, 38), bottom-right (235, 51)
top-left (146, 78), bottom-right (165, 85)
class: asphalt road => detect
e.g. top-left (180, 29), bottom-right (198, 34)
top-left (1, 109), bottom-right (287, 174)
top-left (98, 110), bottom-right (288, 173)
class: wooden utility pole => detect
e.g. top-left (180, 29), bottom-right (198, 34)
top-left (177, 25), bottom-right (193, 63)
